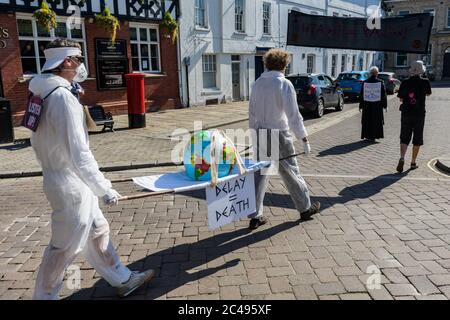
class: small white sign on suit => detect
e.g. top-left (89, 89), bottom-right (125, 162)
top-left (205, 172), bottom-right (256, 230)
top-left (363, 82), bottom-right (382, 102)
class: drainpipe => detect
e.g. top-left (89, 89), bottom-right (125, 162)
top-left (278, 1), bottom-right (281, 48)
top-left (176, 2), bottom-right (185, 107)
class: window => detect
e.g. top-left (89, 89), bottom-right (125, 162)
top-left (421, 44), bottom-right (432, 66)
top-left (202, 55), bottom-right (217, 88)
top-left (323, 76), bottom-right (333, 87)
top-left (195, 0), bottom-right (207, 28)
top-left (333, 12), bottom-right (339, 17)
top-left (331, 54), bottom-right (337, 77)
top-left (342, 14), bottom-right (349, 18)
top-left (285, 54), bottom-right (293, 75)
top-left (130, 25), bottom-right (161, 73)
top-left (352, 55), bottom-right (357, 70)
top-left (365, 53), bottom-right (370, 69)
top-left (263, 2), bottom-right (271, 35)
top-left (341, 54), bottom-right (347, 72)
top-left (396, 52), bottom-right (408, 67)
top-left (423, 9), bottom-right (435, 28)
top-left (307, 54), bottom-right (315, 73)
top-left (398, 10), bottom-right (410, 16)
top-left (235, 0), bottom-right (245, 32)
top-left (17, 16), bottom-right (87, 75)
top-left (447, 8), bottom-right (450, 28)
top-left (310, 11), bottom-right (318, 15)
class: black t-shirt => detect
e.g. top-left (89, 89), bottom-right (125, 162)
top-left (397, 76), bottom-right (432, 115)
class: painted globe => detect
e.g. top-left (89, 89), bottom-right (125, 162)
top-left (183, 130), bottom-right (237, 181)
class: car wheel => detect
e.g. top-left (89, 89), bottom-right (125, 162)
top-left (315, 98), bottom-right (324, 118)
top-left (335, 95), bottom-right (344, 111)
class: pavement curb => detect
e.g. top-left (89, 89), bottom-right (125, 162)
top-left (0, 161), bottom-right (179, 179)
top-left (436, 159), bottom-right (450, 175)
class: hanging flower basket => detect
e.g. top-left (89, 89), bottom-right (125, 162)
top-left (160, 12), bottom-right (179, 44)
top-left (95, 7), bottom-right (120, 44)
top-left (33, 1), bottom-right (57, 33)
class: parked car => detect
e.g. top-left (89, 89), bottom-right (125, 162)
top-left (286, 73), bottom-right (344, 118)
top-left (378, 72), bottom-right (401, 94)
top-left (336, 71), bottom-right (370, 100)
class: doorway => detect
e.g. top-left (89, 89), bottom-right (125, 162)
top-left (232, 55), bottom-right (241, 101)
top-left (442, 47), bottom-right (450, 78)
top-left (0, 69), bottom-right (3, 98)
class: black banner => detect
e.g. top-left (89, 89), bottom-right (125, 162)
top-left (287, 12), bottom-right (433, 54)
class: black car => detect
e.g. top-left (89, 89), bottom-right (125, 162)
top-left (286, 73), bottom-right (344, 118)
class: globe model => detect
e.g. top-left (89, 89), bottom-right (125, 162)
top-left (183, 130), bottom-right (237, 181)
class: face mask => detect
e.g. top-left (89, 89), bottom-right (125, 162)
top-left (73, 63), bottom-right (88, 82)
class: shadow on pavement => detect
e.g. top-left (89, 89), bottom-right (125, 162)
top-left (317, 140), bottom-right (374, 157)
top-left (66, 217), bottom-right (302, 300)
top-left (0, 139), bottom-right (31, 151)
top-left (264, 171), bottom-right (411, 211)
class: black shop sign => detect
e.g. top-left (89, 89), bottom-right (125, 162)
top-left (95, 38), bottom-right (129, 90)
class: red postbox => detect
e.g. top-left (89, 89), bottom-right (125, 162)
top-left (125, 73), bottom-right (146, 128)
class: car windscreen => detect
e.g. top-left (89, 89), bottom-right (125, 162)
top-left (337, 73), bottom-right (362, 81)
top-left (287, 77), bottom-right (311, 88)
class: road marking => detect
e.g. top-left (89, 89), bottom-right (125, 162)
top-left (286, 173), bottom-right (450, 182)
top-left (427, 158), bottom-right (450, 178)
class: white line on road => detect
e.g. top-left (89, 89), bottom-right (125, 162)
top-left (298, 173), bottom-right (450, 182)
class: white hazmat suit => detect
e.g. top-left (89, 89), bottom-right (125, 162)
top-left (29, 74), bottom-right (131, 300)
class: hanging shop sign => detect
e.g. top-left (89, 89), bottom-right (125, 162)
top-left (0, 27), bottom-right (10, 49)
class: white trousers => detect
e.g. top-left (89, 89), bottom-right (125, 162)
top-left (250, 129), bottom-right (311, 219)
top-left (33, 171), bottom-right (131, 300)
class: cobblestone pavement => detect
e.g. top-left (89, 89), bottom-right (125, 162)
top-left (0, 88), bottom-right (449, 300)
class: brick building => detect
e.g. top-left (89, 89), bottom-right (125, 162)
top-left (384, 0), bottom-right (450, 80)
top-left (0, 0), bottom-right (181, 125)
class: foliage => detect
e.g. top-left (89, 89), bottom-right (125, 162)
top-left (33, 1), bottom-right (57, 33)
top-left (95, 7), bottom-right (120, 44)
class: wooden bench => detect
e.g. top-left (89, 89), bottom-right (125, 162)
top-left (88, 105), bottom-right (114, 132)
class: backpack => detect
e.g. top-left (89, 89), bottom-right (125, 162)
top-left (21, 86), bottom-right (64, 132)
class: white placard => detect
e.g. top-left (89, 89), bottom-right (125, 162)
top-left (363, 82), bottom-right (382, 102)
top-left (206, 172), bottom-right (256, 230)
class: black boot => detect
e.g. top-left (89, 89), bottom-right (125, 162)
top-left (249, 216), bottom-right (268, 230)
top-left (300, 201), bottom-right (321, 220)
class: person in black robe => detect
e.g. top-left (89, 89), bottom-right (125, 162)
top-left (359, 66), bottom-right (387, 142)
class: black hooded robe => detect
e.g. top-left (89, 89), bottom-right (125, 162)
top-left (359, 76), bottom-right (387, 140)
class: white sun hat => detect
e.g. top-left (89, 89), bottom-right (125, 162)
top-left (41, 47), bottom-right (82, 72)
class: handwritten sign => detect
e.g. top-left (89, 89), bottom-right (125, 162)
top-left (363, 82), bottom-right (381, 102)
top-left (206, 173), bottom-right (256, 230)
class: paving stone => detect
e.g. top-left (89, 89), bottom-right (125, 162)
top-left (240, 284), bottom-right (271, 296)
top-left (385, 284), bottom-right (419, 296)
top-left (313, 282), bottom-right (346, 296)
top-left (428, 274), bottom-right (450, 286)
top-left (408, 276), bottom-right (440, 295)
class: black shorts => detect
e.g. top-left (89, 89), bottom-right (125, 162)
top-left (400, 113), bottom-right (425, 146)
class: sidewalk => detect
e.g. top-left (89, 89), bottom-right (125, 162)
top-left (0, 101), bottom-right (249, 178)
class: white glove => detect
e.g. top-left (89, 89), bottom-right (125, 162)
top-left (303, 141), bottom-right (311, 156)
top-left (103, 189), bottom-right (122, 206)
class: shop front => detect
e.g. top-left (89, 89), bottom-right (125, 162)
top-left (0, 0), bottom-right (180, 125)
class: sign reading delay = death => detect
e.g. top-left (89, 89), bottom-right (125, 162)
top-left (206, 172), bottom-right (256, 230)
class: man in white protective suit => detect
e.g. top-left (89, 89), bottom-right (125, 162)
top-left (30, 39), bottom-right (154, 300)
top-left (248, 48), bottom-right (321, 230)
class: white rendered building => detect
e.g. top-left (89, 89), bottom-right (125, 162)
top-left (178, 0), bottom-right (380, 107)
